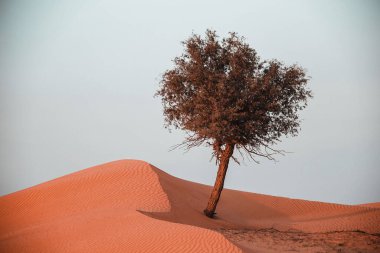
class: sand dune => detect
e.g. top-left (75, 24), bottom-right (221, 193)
top-left (1, 160), bottom-right (379, 252)
top-left (0, 160), bottom-right (240, 253)
top-left (152, 165), bottom-right (380, 234)
top-left (360, 202), bottom-right (380, 209)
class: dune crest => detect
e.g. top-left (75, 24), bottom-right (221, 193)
top-left (360, 202), bottom-right (380, 209)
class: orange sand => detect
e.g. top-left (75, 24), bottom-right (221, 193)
top-left (1, 160), bottom-right (379, 252)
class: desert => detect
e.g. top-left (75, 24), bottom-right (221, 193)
top-left (2, 1), bottom-right (380, 252)
top-left (1, 160), bottom-right (379, 252)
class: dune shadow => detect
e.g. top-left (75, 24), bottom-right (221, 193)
top-left (145, 165), bottom-right (293, 231)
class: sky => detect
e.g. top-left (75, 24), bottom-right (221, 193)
top-left (0, 0), bottom-right (379, 204)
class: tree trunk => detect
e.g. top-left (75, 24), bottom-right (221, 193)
top-left (204, 143), bottom-right (234, 218)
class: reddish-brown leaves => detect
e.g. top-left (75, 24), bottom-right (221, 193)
top-left (156, 30), bottom-right (312, 162)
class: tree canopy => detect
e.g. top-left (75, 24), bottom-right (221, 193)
top-left (156, 30), bottom-right (312, 163)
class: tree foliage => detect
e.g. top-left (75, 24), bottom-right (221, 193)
top-left (156, 30), bottom-right (312, 163)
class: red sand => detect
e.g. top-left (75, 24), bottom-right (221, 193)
top-left (1, 160), bottom-right (379, 252)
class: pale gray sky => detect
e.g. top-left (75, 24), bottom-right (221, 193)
top-left (1, 0), bottom-right (379, 204)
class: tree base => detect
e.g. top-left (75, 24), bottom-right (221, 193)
top-left (203, 209), bottom-right (215, 218)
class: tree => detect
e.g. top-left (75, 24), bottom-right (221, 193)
top-left (156, 30), bottom-right (312, 218)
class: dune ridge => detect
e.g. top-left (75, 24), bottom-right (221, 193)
top-left (1, 160), bottom-right (379, 253)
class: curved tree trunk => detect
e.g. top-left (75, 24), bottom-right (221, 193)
top-left (204, 143), bottom-right (234, 218)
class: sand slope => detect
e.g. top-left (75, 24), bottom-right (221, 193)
top-left (1, 160), bottom-right (379, 253)
top-left (151, 165), bottom-right (380, 234)
top-left (0, 160), bottom-right (240, 253)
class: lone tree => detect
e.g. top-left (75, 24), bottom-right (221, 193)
top-left (156, 30), bottom-right (312, 218)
